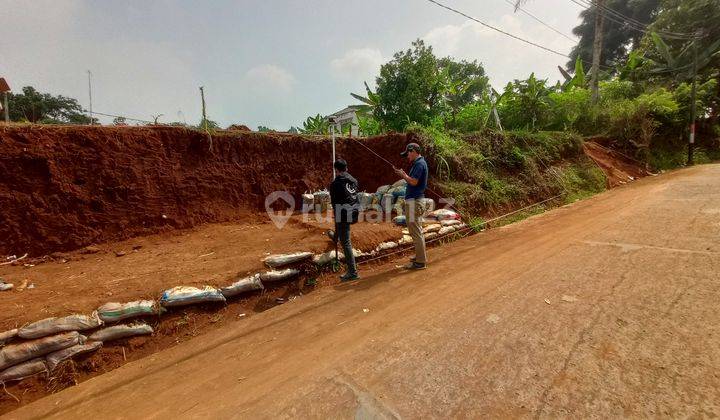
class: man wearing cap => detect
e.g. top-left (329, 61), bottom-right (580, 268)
top-left (394, 143), bottom-right (428, 270)
top-left (330, 159), bottom-right (361, 281)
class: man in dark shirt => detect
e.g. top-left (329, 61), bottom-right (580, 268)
top-left (329, 159), bottom-right (360, 281)
top-left (394, 143), bottom-right (428, 270)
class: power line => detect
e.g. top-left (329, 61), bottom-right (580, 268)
top-left (426, 0), bottom-right (570, 58)
top-left (427, 0), bottom-right (614, 71)
top-left (571, 0), bottom-right (700, 40)
top-left (502, 0), bottom-right (576, 43)
top-left (85, 110), bottom-right (155, 124)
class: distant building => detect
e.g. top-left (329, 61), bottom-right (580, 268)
top-left (327, 105), bottom-right (363, 136)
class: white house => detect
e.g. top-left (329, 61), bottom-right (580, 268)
top-left (327, 105), bottom-right (363, 136)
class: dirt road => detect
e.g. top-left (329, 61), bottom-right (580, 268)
top-left (7, 164), bottom-right (720, 419)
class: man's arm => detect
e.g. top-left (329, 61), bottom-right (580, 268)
top-left (394, 168), bottom-right (419, 186)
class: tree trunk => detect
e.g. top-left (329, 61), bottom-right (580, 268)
top-left (591, 0), bottom-right (606, 104)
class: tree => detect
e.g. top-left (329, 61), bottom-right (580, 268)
top-left (568, 0), bottom-right (661, 70)
top-left (197, 117), bottom-right (219, 130)
top-left (257, 126), bottom-right (272, 132)
top-left (374, 39), bottom-right (447, 131)
top-left (6, 86), bottom-right (95, 124)
top-left (112, 116), bottom-right (128, 126)
top-left (499, 73), bottom-right (554, 130)
top-left (438, 57), bottom-right (489, 125)
top-left (300, 114), bottom-right (329, 135)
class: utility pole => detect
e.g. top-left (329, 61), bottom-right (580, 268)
top-left (329, 116), bottom-right (337, 178)
top-left (688, 38), bottom-right (698, 165)
top-left (590, 0), bottom-right (605, 104)
top-left (3, 92), bottom-right (8, 123)
top-left (87, 70), bottom-right (93, 125)
top-left (199, 86), bottom-right (207, 131)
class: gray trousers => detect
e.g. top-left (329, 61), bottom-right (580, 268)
top-left (404, 199), bottom-right (427, 264)
top-left (336, 222), bottom-right (357, 276)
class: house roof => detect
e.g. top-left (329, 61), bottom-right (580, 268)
top-left (328, 105), bottom-right (363, 117)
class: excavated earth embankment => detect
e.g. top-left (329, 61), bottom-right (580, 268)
top-left (0, 125), bottom-right (410, 257)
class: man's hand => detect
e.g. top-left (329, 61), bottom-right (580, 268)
top-left (394, 167), bottom-right (406, 178)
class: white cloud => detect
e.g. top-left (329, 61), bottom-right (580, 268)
top-left (423, 14), bottom-right (575, 88)
top-left (330, 48), bottom-right (383, 82)
top-left (243, 64), bottom-right (295, 94)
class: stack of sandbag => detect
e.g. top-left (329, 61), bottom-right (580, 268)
top-left (313, 190), bottom-right (331, 212)
top-left (0, 331), bottom-right (83, 372)
top-left (357, 192), bottom-right (374, 210)
top-left (263, 252), bottom-right (313, 268)
top-left (45, 341), bottom-right (103, 371)
top-left (89, 324), bottom-right (153, 343)
top-left (97, 300), bottom-right (159, 323)
top-left (426, 208), bottom-right (461, 222)
top-left (301, 193), bottom-right (315, 213)
top-left (220, 274), bottom-right (264, 298)
top-left (18, 312), bottom-right (103, 339)
top-left (260, 268), bottom-right (300, 283)
top-left (160, 286), bottom-right (226, 308)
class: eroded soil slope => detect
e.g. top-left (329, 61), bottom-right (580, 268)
top-left (0, 125), bottom-right (409, 256)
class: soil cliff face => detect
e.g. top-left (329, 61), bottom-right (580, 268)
top-left (0, 125), bottom-right (410, 256)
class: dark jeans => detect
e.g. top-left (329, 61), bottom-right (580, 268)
top-left (336, 222), bottom-right (357, 276)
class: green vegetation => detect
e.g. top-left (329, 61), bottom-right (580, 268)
top-left (5, 86), bottom-right (96, 124)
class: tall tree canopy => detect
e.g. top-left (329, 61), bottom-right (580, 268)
top-left (373, 39), bottom-right (488, 131)
top-left (6, 86), bottom-right (94, 124)
top-left (568, 0), bottom-right (661, 70)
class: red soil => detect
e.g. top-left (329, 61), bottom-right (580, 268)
top-left (583, 141), bottom-right (651, 187)
top-left (0, 125), bottom-right (410, 257)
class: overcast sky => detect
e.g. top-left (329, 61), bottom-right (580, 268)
top-left (0, 0), bottom-right (584, 129)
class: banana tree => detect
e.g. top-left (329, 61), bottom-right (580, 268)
top-left (350, 81), bottom-right (385, 131)
top-left (558, 57), bottom-right (587, 91)
top-left (300, 114), bottom-right (329, 135)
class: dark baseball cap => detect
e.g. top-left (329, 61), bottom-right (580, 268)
top-left (400, 143), bottom-right (421, 157)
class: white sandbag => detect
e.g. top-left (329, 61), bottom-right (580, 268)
top-left (421, 198), bottom-right (436, 213)
top-left (428, 208), bottom-right (461, 221)
top-left (381, 193), bottom-right (394, 213)
top-left (358, 192), bottom-right (374, 210)
top-left (313, 190), bottom-right (331, 211)
top-left (220, 274), bottom-right (264, 298)
top-left (18, 312), bottom-right (103, 339)
top-left (0, 331), bottom-right (82, 370)
top-left (423, 224), bottom-right (442, 233)
top-left (393, 215), bottom-right (406, 226)
top-left (391, 179), bottom-right (407, 188)
top-left (425, 232), bottom-right (438, 240)
top-left (0, 329), bottom-right (18, 347)
top-left (312, 248), bottom-right (366, 266)
top-left (97, 300), bottom-right (158, 323)
top-left (0, 282), bottom-right (13, 291)
top-left (440, 219), bottom-right (462, 227)
top-left (0, 358), bottom-right (47, 383)
top-left (376, 184), bottom-right (391, 194)
top-left (376, 241), bottom-right (398, 252)
top-left (263, 251), bottom-right (313, 268)
top-left (160, 286), bottom-right (226, 308)
top-left (46, 342), bottom-right (102, 371)
top-left (260, 268), bottom-right (300, 283)
top-left (301, 193), bottom-right (314, 213)
top-left (393, 197), bottom-right (406, 215)
top-left (399, 235), bottom-right (413, 245)
top-left (438, 226), bottom-right (457, 235)
top-left (89, 324), bottom-right (153, 343)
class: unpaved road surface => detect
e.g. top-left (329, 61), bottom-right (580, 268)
top-left (7, 164), bottom-right (720, 419)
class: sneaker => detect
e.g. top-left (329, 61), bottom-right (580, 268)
top-left (340, 273), bottom-right (360, 282)
top-left (403, 262), bottom-right (426, 270)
